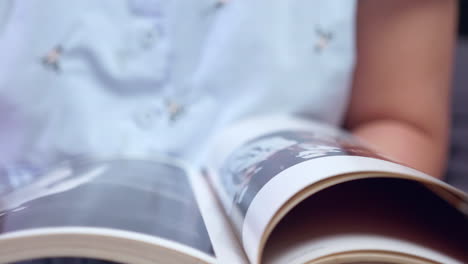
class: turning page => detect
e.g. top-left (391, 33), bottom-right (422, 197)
top-left (205, 114), bottom-right (468, 264)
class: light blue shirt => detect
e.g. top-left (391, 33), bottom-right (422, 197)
top-left (0, 0), bottom-right (356, 190)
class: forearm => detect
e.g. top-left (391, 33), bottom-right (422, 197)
top-left (350, 119), bottom-right (448, 179)
top-left (346, 0), bottom-right (456, 179)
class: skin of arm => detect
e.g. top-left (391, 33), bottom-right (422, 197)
top-left (345, 0), bottom-right (458, 179)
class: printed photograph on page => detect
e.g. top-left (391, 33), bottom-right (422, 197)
top-left (0, 158), bottom-right (214, 256)
top-left (218, 130), bottom-right (388, 232)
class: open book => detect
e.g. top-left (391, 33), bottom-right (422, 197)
top-left (1, 115), bottom-right (467, 264)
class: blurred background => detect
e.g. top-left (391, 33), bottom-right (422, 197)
top-left (445, 1), bottom-right (468, 191)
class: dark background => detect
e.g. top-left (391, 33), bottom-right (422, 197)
top-left (445, 2), bottom-right (468, 191)
top-left (459, 1), bottom-right (468, 36)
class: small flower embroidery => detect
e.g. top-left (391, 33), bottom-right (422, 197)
top-left (41, 45), bottom-right (63, 72)
top-left (314, 27), bottom-right (333, 53)
top-left (202, 0), bottom-right (229, 16)
top-left (165, 100), bottom-right (185, 122)
top-left (141, 31), bottom-right (156, 50)
top-left (215, 0), bottom-right (229, 8)
top-left (141, 24), bottom-right (164, 50)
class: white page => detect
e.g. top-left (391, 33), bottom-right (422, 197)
top-left (242, 156), bottom-right (467, 263)
top-left (205, 114), bottom-right (468, 263)
top-left (189, 168), bottom-right (249, 264)
top-left (262, 178), bottom-right (468, 264)
top-left (0, 156), bottom-right (216, 262)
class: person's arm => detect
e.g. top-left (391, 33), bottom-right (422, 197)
top-left (345, 0), bottom-right (457, 179)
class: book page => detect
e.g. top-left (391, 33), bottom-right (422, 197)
top-left (206, 114), bottom-right (343, 225)
top-left (189, 169), bottom-right (249, 264)
top-left (0, 156), bottom-right (215, 262)
top-left (262, 178), bottom-right (468, 264)
top-left (205, 114), bottom-right (468, 263)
